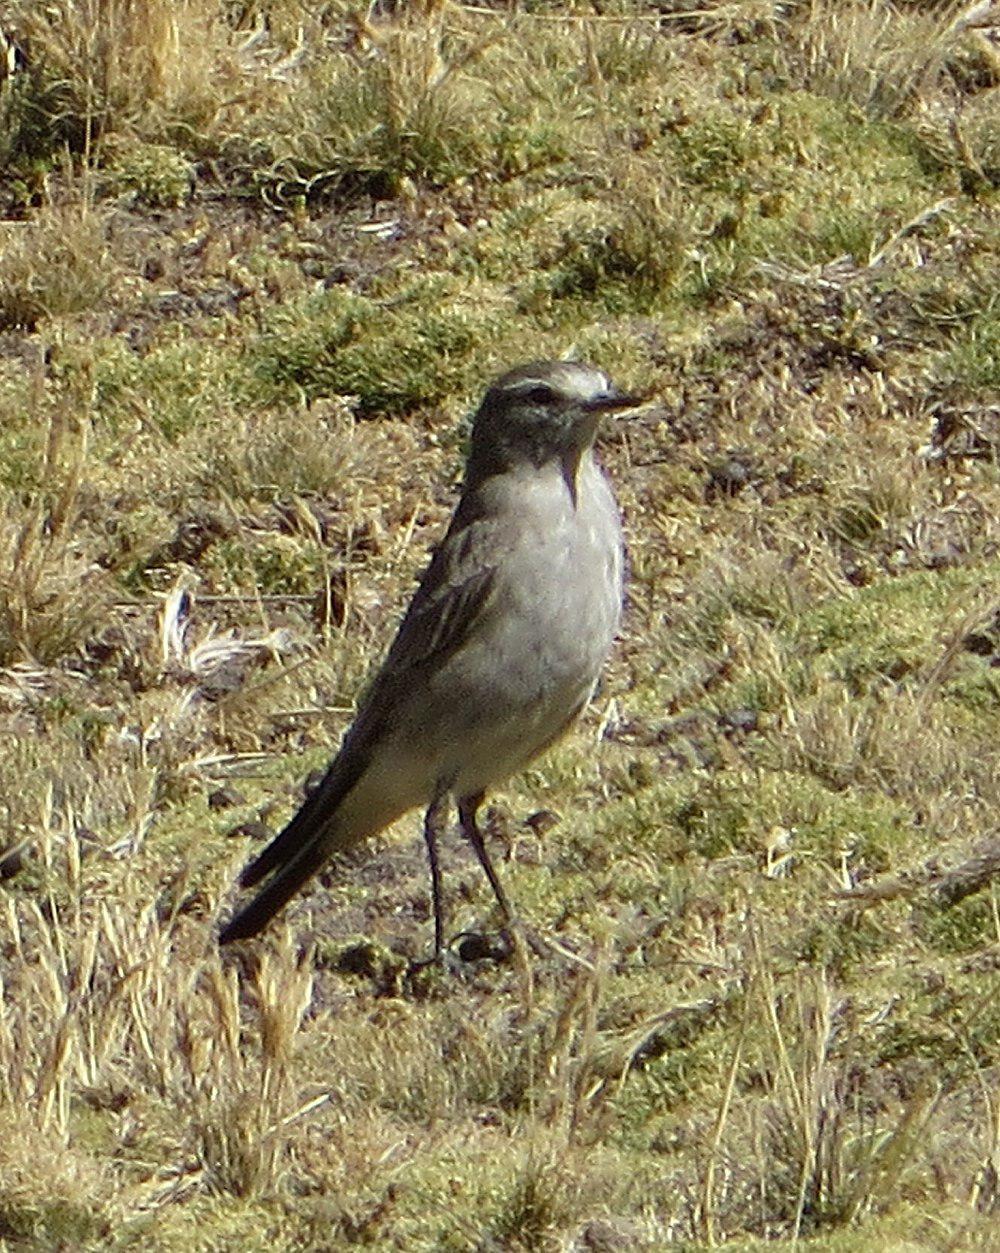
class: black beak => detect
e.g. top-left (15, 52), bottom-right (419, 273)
top-left (584, 389), bottom-right (647, 414)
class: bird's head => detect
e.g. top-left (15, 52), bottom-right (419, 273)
top-left (467, 360), bottom-right (642, 481)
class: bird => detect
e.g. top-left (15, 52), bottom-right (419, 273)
top-left (219, 360), bottom-right (640, 954)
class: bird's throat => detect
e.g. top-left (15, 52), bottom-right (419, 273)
top-left (560, 446), bottom-right (586, 508)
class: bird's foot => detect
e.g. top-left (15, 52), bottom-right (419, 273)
top-left (404, 926), bottom-right (516, 983)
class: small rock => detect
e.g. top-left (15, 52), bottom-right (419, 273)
top-left (718, 707), bottom-right (759, 736)
top-left (576, 1217), bottom-right (648, 1251)
top-left (208, 785), bottom-right (246, 811)
top-left (705, 453), bottom-right (756, 501)
top-left (456, 931), bottom-right (513, 964)
top-left (524, 809), bottom-right (560, 835)
top-left (0, 843), bottom-right (28, 881)
top-left (455, 932), bottom-right (493, 962)
top-left (226, 820), bottom-right (271, 842)
top-left (303, 768), bottom-right (326, 797)
top-left (335, 942), bottom-right (382, 978)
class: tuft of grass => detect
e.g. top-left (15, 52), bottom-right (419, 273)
top-left (250, 277), bottom-right (511, 417)
top-left (0, 199), bottom-right (112, 330)
top-left (102, 138), bottom-right (194, 208)
top-left (5, 0), bottom-right (245, 160)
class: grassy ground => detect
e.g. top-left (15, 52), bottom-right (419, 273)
top-left (1, 0), bottom-right (1000, 1248)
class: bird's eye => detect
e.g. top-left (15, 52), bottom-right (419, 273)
top-left (524, 385), bottom-right (556, 405)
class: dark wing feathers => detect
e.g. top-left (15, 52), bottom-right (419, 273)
top-left (219, 514), bottom-right (500, 943)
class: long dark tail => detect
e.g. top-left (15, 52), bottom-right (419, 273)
top-left (237, 784), bottom-right (332, 891)
top-left (219, 755), bottom-right (363, 944)
top-left (219, 836), bottom-right (333, 944)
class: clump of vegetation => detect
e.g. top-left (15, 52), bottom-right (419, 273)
top-left (0, 198), bottom-right (112, 329)
top-left (103, 139), bottom-right (194, 208)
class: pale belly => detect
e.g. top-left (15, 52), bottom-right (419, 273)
top-left (330, 452), bottom-right (623, 834)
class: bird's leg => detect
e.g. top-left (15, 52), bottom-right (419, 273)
top-left (458, 792), bottom-right (515, 924)
top-left (459, 792), bottom-right (535, 1009)
top-left (423, 788), bottom-right (451, 959)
